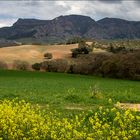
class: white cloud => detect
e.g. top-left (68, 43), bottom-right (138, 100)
top-left (0, 19), bottom-right (17, 28)
top-left (0, 0), bottom-right (139, 27)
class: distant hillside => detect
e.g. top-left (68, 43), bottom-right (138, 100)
top-left (0, 15), bottom-right (140, 44)
top-left (0, 39), bottom-right (21, 47)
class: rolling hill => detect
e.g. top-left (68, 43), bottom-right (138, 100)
top-left (0, 44), bottom-right (77, 65)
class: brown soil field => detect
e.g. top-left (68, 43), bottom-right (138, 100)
top-left (0, 43), bottom-right (106, 69)
top-left (0, 44), bottom-right (78, 64)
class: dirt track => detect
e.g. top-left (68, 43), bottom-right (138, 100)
top-left (119, 103), bottom-right (140, 111)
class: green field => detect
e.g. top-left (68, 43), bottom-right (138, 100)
top-left (0, 70), bottom-right (139, 112)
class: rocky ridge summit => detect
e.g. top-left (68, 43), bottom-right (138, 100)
top-left (0, 15), bottom-right (140, 44)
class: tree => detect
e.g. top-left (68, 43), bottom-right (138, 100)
top-left (32, 63), bottom-right (41, 71)
top-left (71, 40), bottom-right (93, 58)
top-left (44, 53), bottom-right (53, 59)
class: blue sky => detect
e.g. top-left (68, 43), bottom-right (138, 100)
top-left (0, 0), bottom-right (140, 27)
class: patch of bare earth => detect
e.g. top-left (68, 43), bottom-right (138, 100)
top-left (45, 44), bottom-right (77, 59)
top-left (65, 106), bottom-right (84, 111)
top-left (0, 44), bottom-right (78, 66)
top-left (117, 103), bottom-right (140, 111)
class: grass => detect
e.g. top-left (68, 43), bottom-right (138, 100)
top-left (0, 70), bottom-right (139, 112)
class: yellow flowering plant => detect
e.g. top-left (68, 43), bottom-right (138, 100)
top-left (0, 99), bottom-right (139, 140)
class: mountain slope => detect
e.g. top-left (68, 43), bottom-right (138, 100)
top-left (0, 15), bottom-right (140, 44)
top-left (97, 17), bottom-right (140, 39)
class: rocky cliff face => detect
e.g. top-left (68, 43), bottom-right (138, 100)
top-left (0, 15), bottom-right (140, 44)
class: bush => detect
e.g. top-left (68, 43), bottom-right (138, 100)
top-left (41, 59), bottom-right (69, 73)
top-left (13, 60), bottom-right (29, 71)
top-left (44, 53), bottom-right (53, 59)
top-left (99, 52), bottom-right (140, 80)
top-left (100, 57), bottom-right (119, 78)
top-left (71, 63), bottom-right (93, 75)
top-left (32, 63), bottom-right (41, 71)
top-left (90, 53), bottom-right (109, 74)
top-left (71, 48), bottom-right (80, 58)
top-left (71, 41), bottom-right (93, 58)
top-left (108, 43), bottom-right (128, 53)
top-left (0, 61), bottom-right (8, 70)
top-left (66, 37), bottom-right (84, 44)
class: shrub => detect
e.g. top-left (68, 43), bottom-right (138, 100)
top-left (71, 48), bottom-right (80, 58)
top-left (66, 37), bottom-right (84, 44)
top-left (41, 59), bottom-right (69, 73)
top-left (90, 53), bottom-right (109, 74)
top-left (32, 63), bottom-right (41, 71)
top-left (99, 51), bottom-right (140, 80)
top-left (108, 43), bottom-right (128, 53)
top-left (100, 58), bottom-right (119, 78)
top-left (13, 60), bottom-right (29, 71)
top-left (0, 61), bottom-right (8, 70)
top-left (71, 63), bottom-right (93, 75)
top-left (71, 41), bottom-right (93, 58)
top-left (44, 53), bottom-right (53, 59)
top-left (117, 53), bottom-right (140, 80)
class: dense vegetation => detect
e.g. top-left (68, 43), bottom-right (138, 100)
top-left (31, 40), bottom-right (140, 80)
top-left (0, 99), bottom-right (139, 139)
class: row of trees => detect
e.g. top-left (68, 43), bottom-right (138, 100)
top-left (31, 50), bottom-right (140, 80)
top-left (107, 43), bottom-right (134, 54)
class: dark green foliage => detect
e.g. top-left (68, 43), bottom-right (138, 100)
top-left (41, 59), bottom-right (69, 73)
top-left (71, 40), bottom-right (93, 58)
top-left (65, 94), bottom-right (81, 103)
top-left (108, 43), bottom-right (127, 53)
top-left (66, 37), bottom-right (84, 44)
top-left (44, 53), bottom-right (53, 59)
top-left (74, 63), bottom-right (93, 75)
top-left (99, 51), bottom-right (140, 80)
top-left (40, 49), bottom-right (140, 80)
top-left (71, 48), bottom-right (80, 58)
top-left (108, 46), bottom-right (126, 53)
top-left (32, 63), bottom-right (41, 71)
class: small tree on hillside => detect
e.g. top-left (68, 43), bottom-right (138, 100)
top-left (71, 40), bottom-right (93, 58)
top-left (44, 53), bottom-right (53, 59)
top-left (32, 63), bottom-right (41, 71)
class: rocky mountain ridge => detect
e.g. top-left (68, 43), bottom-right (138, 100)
top-left (0, 15), bottom-right (140, 44)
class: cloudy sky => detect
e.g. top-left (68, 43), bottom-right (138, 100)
top-left (0, 0), bottom-right (140, 27)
